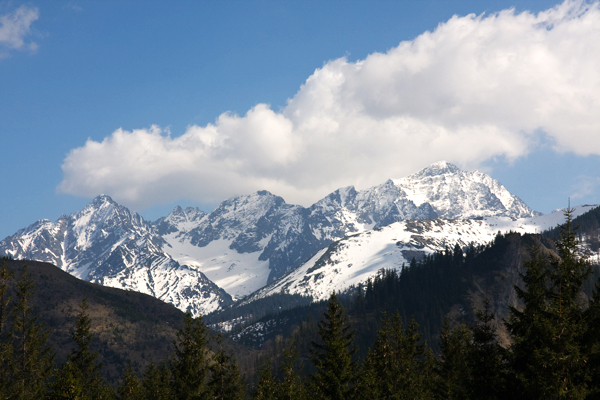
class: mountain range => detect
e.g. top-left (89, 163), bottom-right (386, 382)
top-left (2, 161), bottom-right (580, 317)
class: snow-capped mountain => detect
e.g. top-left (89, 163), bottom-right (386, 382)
top-left (0, 161), bottom-right (540, 315)
top-left (392, 161), bottom-right (536, 219)
top-left (0, 195), bottom-right (232, 315)
top-left (159, 162), bottom-right (538, 299)
top-left (241, 205), bottom-right (597, 305)
top-left (159, 191), bottom-right (318, 299)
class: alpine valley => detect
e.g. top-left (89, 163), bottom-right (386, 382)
top-left (1, 161), bottom-right (596, 320)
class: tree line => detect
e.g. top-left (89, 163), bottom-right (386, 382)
top-left (2, 207), bottom-right (600, 399)
top-left (254, 208), bottom-right (600, 399)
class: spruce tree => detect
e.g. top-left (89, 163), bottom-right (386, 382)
top-left (363, 313), bottom-right (432, 399)
top-left (542, 208), bottom-right (591, 398)
top-left (277, 341), bottom-right (304, 400)
top-left (170, 312), bottom-right (210, 400)
top-left (506, 246), bottom-right (549, 398)
top-left (0, 258), bottom-right (14, 397)
top-left (9, 265), bottom-right (55, 399)
top-left (584, 280), bottom-right (600, 397)
top-left (353, 358), bottom-right (378, 400)
top-left (142, 359), bottom-right (174, 400)
top-left (207, 333), bottom-right (245, 400)
top-left (309, 292), bottom-right (357, 400)
top-left (507, 208), bottom-right (592, 399)
top-left (435, 319), bottom-right (471, 400)
top-left (47, 361), bottom-right (85, 399)
top-left (69, 299), bottom-right (111, 398)
top-left (117, 363), bottom-right (144, 400)
top-left (468, 299), bottom-right (508, 400)
top-left (251, 360), bottom-right (278, 400)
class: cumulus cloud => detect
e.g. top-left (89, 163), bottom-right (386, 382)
top-left (59, 0), bottom-right (600, 209)
top-left (0, 5), bottom-right (39, 57)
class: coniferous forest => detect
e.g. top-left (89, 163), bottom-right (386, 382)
top-left (2, 208), bottom-right (600, 399)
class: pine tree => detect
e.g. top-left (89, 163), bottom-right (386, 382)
top-left (48, 361), bottom-right (85, 399)
top-left (251, 360), bottom-right (278, 400)
top-left (584, 279), bottom-right (600, 397)
top-left (170, 312), bottom-right (210, 400)
top-left (72, 299), bottom-right (112, 398)
top-left (353, 359), bottom-right (378, 400)
top-left (277, 341), bottom-right (304, 400)
top-left (355, 284), bottom-right (365, 315)
top-left (207, 333), bottom-right (245, 400)
top-left (506, 246), bottom-right (549, 398)
top-left (309, 292), bottom-right (357, 400)
top-left (452, 244), bottom-right (464, 268)
top-left (142, 359), bottom-right (174, 400)
top-left (468, 299), bottom-right (508, 399)
top-left (542, 207), bottom-right (591, 398)
top-left (435, 319), bottom-right (471, 400)
top-left (0, 258), bottom-right (14, 397)
top-left (363, 312), bottom-right (431, 399)
top-left (117, 363), bottom-right (144, 400)
top-left (9, 264), bottom-right (55, 399)
top-left (507, 208), bottom-right (592, 399)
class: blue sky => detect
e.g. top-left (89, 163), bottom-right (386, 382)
top-left (1, 0), bottom-right (599, 240)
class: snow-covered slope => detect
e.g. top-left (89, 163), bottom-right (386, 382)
top-left (0, 195), bottom-right (232, 315)
top-left (156, 162), bottom-right (538, 296)
top-left (158, 191), bottom-right (319, 299)
top-left (393, 161), bottom-right (536, 219)
top-left (242, 205), bottom-right (597, 304)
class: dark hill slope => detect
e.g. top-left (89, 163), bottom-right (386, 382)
top-left (3, 259), bottom-right (256, 384)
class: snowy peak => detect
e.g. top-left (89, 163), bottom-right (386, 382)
top-left (313, 186), bottom-right (359, 211)
top-left (210, 190), bottom-right (287, 225)
top-left (410, 160), bottom-right (461, 177)
top-left (182, 190), bottom-right (295, 250)
top-left (90, 193), bottom-right (117, 207)
top-left (392, 162), bottom-right (537, 219)
top-left (154, 205), bottom-right (207, 235)
top-left (69, 195), bottom-right (150, 251)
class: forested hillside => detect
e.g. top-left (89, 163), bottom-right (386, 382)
top-left (2, 207), bottom-right (600, 398)
top-left (0, 259), bottom-right (257, 385)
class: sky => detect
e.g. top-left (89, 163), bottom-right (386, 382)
top-left (1, 0), bottom-right (600, 240)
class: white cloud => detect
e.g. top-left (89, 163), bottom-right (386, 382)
top-left (0, 5), bottom-right (39, 57)
top-left (59, 0), bottom-right (600, 209)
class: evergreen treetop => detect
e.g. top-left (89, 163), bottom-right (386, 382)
top-left (310, 292), bottom-right (358, 400)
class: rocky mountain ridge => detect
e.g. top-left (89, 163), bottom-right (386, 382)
top-left (1, 162), bottom-right (540, 315)
top-left (0, 195), bottom-right (233, 315)
top-left (241, 205), bottom-right (596, 307)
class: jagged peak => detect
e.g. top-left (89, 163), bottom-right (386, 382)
top-left (415, 161), bottom-right (461, 177)
top-left (225, 190), bottom-right (285, 205)
top-left (90, 194), bottom-right (117, 207)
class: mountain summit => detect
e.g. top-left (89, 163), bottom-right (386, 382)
top-left (412, 160), bottom-right (461, 176)
top-left (392, 161), bottom-right (536, 219)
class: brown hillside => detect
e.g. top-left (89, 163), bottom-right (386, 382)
top-left (3, 259), bottom-right (257, 384)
